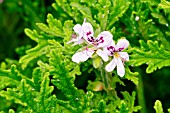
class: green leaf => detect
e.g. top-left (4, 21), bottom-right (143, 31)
top-left (0, 65), bottom-right (22, 81)
top-left (93, 0), bottom-right (111, 30)
top-left (19, 40), bottom-right (49, 69)
top-left (36, 14), bottom-right (64, 37)
top-left (121, 91), bottom-right (141, 113)
top-left (154, 100), bottom-right (164, 113)
top-left (0, 62), bottom-right (6, 70)
top-left (151, 12), bottom-right (167, 25)
top-left (70, 2), bottom-right (98, 28)
top-left (97, 100), bottom-right (107, 113)
top-left (129, 40), bottom-right (170, 73)
top-left (168, 108), bottom-right (170, 113)
top-left (50, 50), bottom-right (82, 112)
top-left (40, 72), bottom-right (54, 99)
top-left (141, 0), bottom-right (159, 6)
top-left (24, 28), bottom-right (39, 42)
top-left (158, 0), bottom-right (170, 13)
top-left (125, 67), bottom-right (139, 85)
top-left (107, 0), bottom-right (130, 29)
top-left (9, 109), bottom-right (15, 113)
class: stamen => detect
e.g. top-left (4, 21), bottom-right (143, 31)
top-left (114, 52), bottom-right (120, 58)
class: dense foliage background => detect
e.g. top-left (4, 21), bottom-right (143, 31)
top-left (0, 0), bottom-right (170, 113)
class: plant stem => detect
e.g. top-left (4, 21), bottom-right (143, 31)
top-left (99, 66), bottom-right (118, 99)
top-left (136, 73), bottom-right (147, 113)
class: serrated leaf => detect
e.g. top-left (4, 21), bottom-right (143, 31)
top-left (19, 41), bottom-right (49, 69)
top-left (151, 12), bottom-right (167, 25)
top-left (133, 106), bottom-right (142, 112)
top-left (129, 40), bottom-right (170, 73)
top-left (121, 91), bottom-right (141, 113)
top-left (107, 0), bottom-right (130, 29)
top-left (158, 0), bottom-right (170, 13)
top-left (125, 67), bottom-right (139, 85)
top-left (36, 14), bottom-right (64, 37)
top-left (24, 28), bottom-right (39, 42)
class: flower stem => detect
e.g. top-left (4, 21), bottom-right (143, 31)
top-left (99, 66), bottom-right (118, 99)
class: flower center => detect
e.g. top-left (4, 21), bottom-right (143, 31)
top-left (107, 46), bottom-right (124, 56)
top-left (87, 36), bottom-right (104, 46)
top-left (114, 52), bottom-right (120, 58)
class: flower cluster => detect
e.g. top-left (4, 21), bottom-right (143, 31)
top-left (69, 19), bottom-right (129, 77)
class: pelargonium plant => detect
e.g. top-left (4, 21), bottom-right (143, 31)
top-left (70, 19), bottom-right (129, 78)
top-left (1, 0), bottom-right (170, 113)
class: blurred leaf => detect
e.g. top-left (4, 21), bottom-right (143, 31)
top-left (158, 0), bottom-right (170, 13)
top-left (107, 0), bottom-right (130, 29)
top-left (154, 100), bottom-right (164, 113)
top-left (151, 12), bottom-right (167, 25)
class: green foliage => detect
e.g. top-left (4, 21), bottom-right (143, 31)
top-left (121, 91), bottom-right (142, 112)
top-left (129, 40), bottom-right (170, 73)
top-left (0, 65), bottom-right (57, 112)
top-left (0, 0), bottom-right (53, 62)
top-left (125, 67), bottom-right (139, 85)
top-left (1, 0), bottom-right (170, 113)
top-left (158, 0), bottom-right (170, 14)
top-left (53, 0), bottom-right (130, 34)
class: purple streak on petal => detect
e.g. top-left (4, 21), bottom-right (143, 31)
top-left (118, 47), bottom-right (124, 52)
top-left (107, 46), bottom-right (115, 55)
top-left (86, 31), bottom-right (92, 36)
top-left (87, 36), bottom-right (95, 42)
top-left (96, 36), bottom-right (104, 44)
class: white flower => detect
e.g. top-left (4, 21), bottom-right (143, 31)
top-left (105, 39), bottom-right (129, 77)
top-left (67, 19), bottom-right (93, 46)
top-left (72, 22), bottom-right (113, 63)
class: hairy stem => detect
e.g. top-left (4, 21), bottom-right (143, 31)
top-left (99, 66), bottom-right (118, 99)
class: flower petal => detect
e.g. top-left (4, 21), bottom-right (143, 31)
top-left (118, 52), bottom-right (129, 61)
top-left (105, 58), bottom-right (117, 72)
top-left (96, 31), bottom-right (113, 48)
top-left (73, 24), bottom-right (82, 34)
top-left (103, 40), bottom-right (116, 56)
top-left (96, 49), bottom-right (109, 62)
top-left (116, 39), bottom-right (129, 50)
top-left (72, 38), bottom-right (84, 46)
top-left (117, 58), bottom-right (125, 77)
top-left (82, 22), bottom-right (94, 37)
top-left (72, 49), bottom-right (94, 63)
top-left (67, 36), bottom-right (84, 46)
